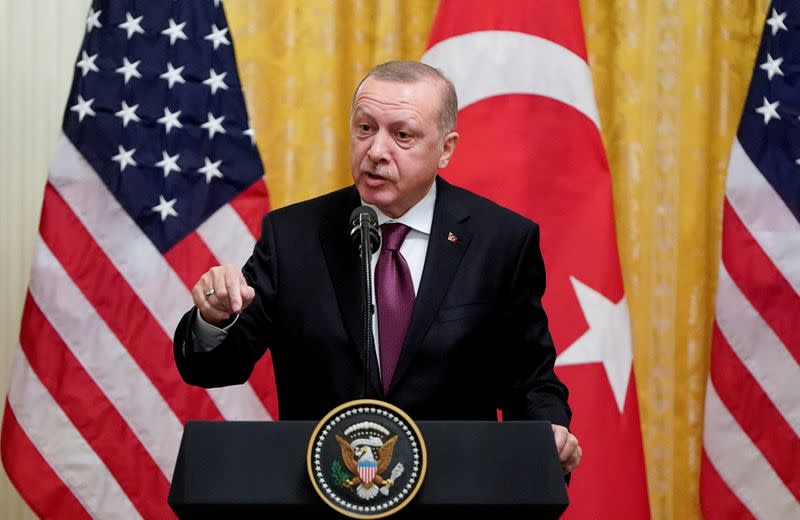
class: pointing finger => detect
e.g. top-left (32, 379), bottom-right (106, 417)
top-left (227, 275), bottom-right (242, 313)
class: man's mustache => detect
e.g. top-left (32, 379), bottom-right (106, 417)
top-left (360, 160), bottom-right (392, 178)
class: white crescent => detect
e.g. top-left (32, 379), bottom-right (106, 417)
top-left (422, 30), bottom-right (601, 129)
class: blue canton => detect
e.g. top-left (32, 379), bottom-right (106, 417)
top-left (738, 0), bottom-right (800, 221)
top-left (63, 0), bottom-right (263, 252)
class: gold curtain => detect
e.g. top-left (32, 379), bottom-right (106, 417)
top-left (225, 1), bottom-right (770, 518)
top-left (580, 1), bottom-right (769, 518)
top-left (226, 0), bottom-right (439, 208)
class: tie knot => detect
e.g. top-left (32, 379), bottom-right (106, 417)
top-left (381, 223), bottom-right (411, 251)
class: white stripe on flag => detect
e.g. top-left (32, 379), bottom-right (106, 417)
top-left (726, 138), bottom-right (800, 295)
top-left (205, 384), bottom-right (270, 421)
top-left (703, 380), bottom-right (800, 519)
top-left (30, 237), bottom-right (182, 478)
top-left (48, 133), bottom-right (270, 421)
top-left (197, 203), bottom-right (256, 269)
top-left (716, 261), bottom-right (800, 438)
top-left (422, 30), bottom-right (600, 128)
top-left (8, 348), bottom-right (142, 520)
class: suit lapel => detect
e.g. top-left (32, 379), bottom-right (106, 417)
top-left (319, 188), bottom-right (384, 398)
top-left (388, 177), bottom-right (473, 394)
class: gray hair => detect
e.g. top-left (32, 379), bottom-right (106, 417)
top-left (353, 60), bottom-right (458, 137)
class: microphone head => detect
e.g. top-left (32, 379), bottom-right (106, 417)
top-left (349, 206), bottom-right (381, 254)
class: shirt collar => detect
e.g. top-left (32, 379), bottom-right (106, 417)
top-left (362, 179), bottom-right (436, 235)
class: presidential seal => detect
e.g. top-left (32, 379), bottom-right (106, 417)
top-left (307, 399), bottom-right (427, 518)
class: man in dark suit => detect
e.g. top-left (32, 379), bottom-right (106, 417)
top-left (173, 61), bottom-right (582, 475)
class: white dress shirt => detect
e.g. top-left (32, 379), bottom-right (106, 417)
top-left (192, 180), bottom-right (437, 368)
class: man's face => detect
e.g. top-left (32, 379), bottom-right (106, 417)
top-left (350, 77), bottom-right (458, 218)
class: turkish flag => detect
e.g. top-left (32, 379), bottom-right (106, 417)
top-left (422, 0), bottom-right (650, 517)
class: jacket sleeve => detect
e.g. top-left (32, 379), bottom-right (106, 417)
top-left (496, 221), bottom-right (572, 428)
top-left (173, 213), bottom-right (278, 388)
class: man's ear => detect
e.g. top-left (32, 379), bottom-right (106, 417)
top-left (438, 131), bottom-right (459, 169)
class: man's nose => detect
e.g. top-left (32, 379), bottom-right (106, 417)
top-left (366, 130), bottom-right (391, 163)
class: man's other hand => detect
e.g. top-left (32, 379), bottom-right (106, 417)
top-left (192, 264), bottom-right (256, 327)
top-left (552, 424), bottom-right (582, 475)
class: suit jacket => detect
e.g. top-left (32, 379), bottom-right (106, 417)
top-left (174, 176), bottom-right (571, 425)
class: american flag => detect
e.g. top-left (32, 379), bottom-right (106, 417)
top-left (0, 1), bottom-right (278, 518)
top-left (422, 0), bottom-right (650, 517)
top-left (700, 2), bottom-right (800, 518)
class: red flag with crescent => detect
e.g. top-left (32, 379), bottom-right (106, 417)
top-left (422, 1), bottom-right (651, 517)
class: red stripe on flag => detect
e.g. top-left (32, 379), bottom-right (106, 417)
top-left (709, 324), bottom-right (800, 500)
top-left (39, 184), bottom-right (223, 422)
top-left (163, 230), bottom-right (220, 292)
top-left (19, 295), bottom-right (174, 519)
top-left (426, 0), bottom-right (588, 60)
top-left (1, 402), bottom-right (91, 520)
top-left (248, 350), bottom-right (279, 419)
top-left (700, 450), bottom-right (756, 520)
top-left (722, 199), bottom-right (800, 364)
top-left (229, 179), bottom-right (270, 239)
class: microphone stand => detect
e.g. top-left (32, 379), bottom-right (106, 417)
top-left (358, 217), bottom-right (376, 399)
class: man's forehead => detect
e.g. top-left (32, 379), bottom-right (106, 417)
top-left (353, 78), bottom-right (440, 116)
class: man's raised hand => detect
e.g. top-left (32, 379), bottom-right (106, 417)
top-left (192, 264), bottom-right (255, 327)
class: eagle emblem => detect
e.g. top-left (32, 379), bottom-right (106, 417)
top-left (307, 399), bottom-right (426, 517)
top-left (335, 431), bottom-right (404, 500)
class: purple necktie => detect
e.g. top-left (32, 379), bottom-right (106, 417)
top-left (375, 223), bottom-right (414, 393)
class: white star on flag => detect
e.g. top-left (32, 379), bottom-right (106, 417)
top-left (114, 101), bottom-right (141, 128)
top-left (115, 57), bottom-right (142, 84)
top-left (152, 195), bottom-right (178, 221)
top-left (76, 51), bottom-right (99, 77)
top-left (111, 145), bottom-right (137, 172)
top-left (69, 95), bottom-right (95, 122)
top-left (760, 53), bottom-right (784, 80)
top-left (198, 157), bottom-right (224, 183)
top-left (204, 24), bottom-right (230, 50)
top-left (85, 7), bottom-right (102, 33)
top-left (160, 62), bottom-right (186, 89)
top-left (201, 112), bottom-right (226, 139)
top-left (155, 151), bottom-right (181, 177)
top-left (161, 18), bottom-right (188, 45)
top-left (555, 277), bottom-right (633, 413)
top-left (243, 125), bottom-right (256, 146)
top-left (766, 8), bottom-right (788, 36)
top-left (755, 96), bottom-right (781, 125)
top-left (119, 12), bottom-right (145, 40)
top-left (203, 69), bottom-right (229, 95)
top-left (157, 108), bottom-right (183, 134)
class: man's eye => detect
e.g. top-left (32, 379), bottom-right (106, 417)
top-left (398, 131), bottom-right (411, 139)
top-left (359, 124), bottom-right (371, 132)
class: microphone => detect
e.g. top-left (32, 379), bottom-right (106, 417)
top-left (349, 205), bottom-right (380, 399)
top-left (349, 206), bottom-right (381, 256)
